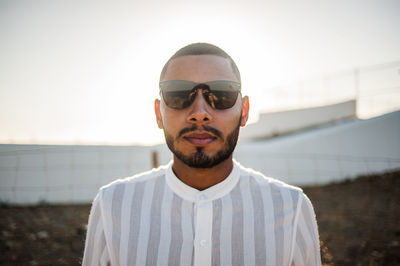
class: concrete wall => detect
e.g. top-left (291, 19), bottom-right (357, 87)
top-left (0, 111), bottom-right (399, 204)
top-left (235, 110), bottom-right (400, 185)
top-left (240, 100), bottom-right (356, 141)
top-left (0, 145), bottom-right (172, 204)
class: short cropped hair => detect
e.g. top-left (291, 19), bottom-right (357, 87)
top-left (160, 43), bottom-right (241, 82)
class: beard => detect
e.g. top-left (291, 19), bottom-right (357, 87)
top-left (164, 116), bottom-right (241, 168)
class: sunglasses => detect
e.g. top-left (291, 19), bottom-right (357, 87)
top-left (159, 80), bottom-right (241, 110)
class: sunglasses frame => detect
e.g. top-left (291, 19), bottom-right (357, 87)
top-left (159, 80), bottom-right (241, 110)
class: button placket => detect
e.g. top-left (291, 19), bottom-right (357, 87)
top-left (193, 195), bottom-right (212, 266)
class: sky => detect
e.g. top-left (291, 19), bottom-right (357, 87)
top-left (1, 0), bottom-right (400, 145)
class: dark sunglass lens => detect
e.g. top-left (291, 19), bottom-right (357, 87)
top-left (160, 80), bottom-right (240, 110)
top-left (162, 91), bottom-right (192, 109)
top-left (210, 90), bottom-right (239, 109)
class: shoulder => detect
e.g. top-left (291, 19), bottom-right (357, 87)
top-left (235, 160), bottom-right (304, 198)
top-left (97, 163), bottom-right (169, 200)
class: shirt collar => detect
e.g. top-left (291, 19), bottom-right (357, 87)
top-left (165, 160), bottom-right (240, 202)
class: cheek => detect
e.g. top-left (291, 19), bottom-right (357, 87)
top-left (211, 116), bottom-right (239, 139)
top-left (217, 106), bottom-right (242, 128)
top-left (160, 109), bottom-right (185, 133)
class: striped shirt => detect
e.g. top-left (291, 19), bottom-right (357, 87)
top-left (82, 160), bottom-right (321, 266)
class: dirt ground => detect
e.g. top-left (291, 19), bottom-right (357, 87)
top-left (303, 170), bottom-right (400, 266)
top-left (1, 170), bottom-right (399, 266)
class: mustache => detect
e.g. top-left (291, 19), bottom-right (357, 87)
top-left (178, 125), bottom-right (223, 140)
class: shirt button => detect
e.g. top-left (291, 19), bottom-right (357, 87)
top-left (200, 240), bottom-right (207, 246)
top-left (199, 194), bottom-right (206, 200)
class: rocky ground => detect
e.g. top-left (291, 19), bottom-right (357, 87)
top-left (1, 170), bottom-right (399, 266)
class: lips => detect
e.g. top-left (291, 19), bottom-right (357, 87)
top-left (183, 131), bottom-right (217, 145)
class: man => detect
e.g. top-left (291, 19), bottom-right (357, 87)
top-left (83, 43), bottom-right (322, 266)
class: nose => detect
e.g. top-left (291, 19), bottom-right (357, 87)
top-left (186, 90), bottom-right (213, 124)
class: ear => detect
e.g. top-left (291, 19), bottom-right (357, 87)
top-left (240, 96), bottom-right (249, 127)
top-left (154, 99), bottom-right (164, 129)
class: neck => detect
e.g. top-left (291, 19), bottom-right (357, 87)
top-left (172, 155), bottom-right (234, 191)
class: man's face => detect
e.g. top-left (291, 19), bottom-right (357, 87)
top-left (155, 55), bottom-right (249, 168)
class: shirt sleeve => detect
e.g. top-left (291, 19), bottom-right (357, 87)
top-left (291, 193), bottom-right (322, 266)
top-left (82, 192), bottom-right (111, 266)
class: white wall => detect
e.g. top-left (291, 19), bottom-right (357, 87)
top-left (240, 100), bottom-right (356, 141)
top-left (235, 110), bottom-right (400, 185)
top-left (0, 145), bottom-right (172, 204)
top-left (0, 111), bottom-right (399, 204)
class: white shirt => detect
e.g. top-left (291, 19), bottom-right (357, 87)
top-left (83, 160), bottom-right (321, 266)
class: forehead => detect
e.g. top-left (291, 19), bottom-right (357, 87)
top-left (161, 55), bottom-right (239, 83)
